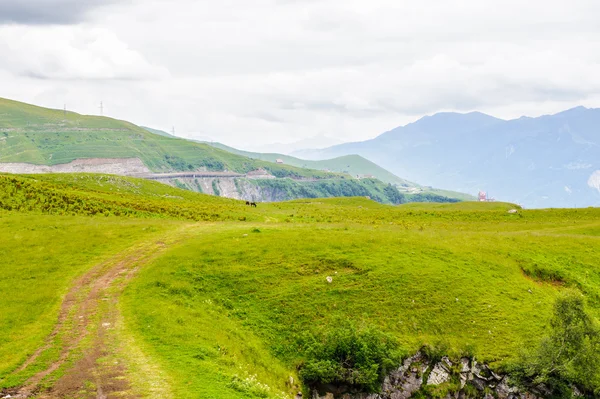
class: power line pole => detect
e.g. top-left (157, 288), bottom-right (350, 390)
top-left (99, 101), bottom-right (104, 116)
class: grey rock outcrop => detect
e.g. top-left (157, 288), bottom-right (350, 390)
top-left (310, 352), bottom-right (545, 399)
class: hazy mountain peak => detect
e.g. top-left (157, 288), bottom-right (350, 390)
top-left (295, 106), bottom-right (600, 208)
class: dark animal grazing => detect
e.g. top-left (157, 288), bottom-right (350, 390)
top-left (246, 201), bottom-right (250, 205)
top-left (251, 202), bottom-right (257, 207)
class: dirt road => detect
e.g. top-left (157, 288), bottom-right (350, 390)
top-left (1, 225), bottom-right (198, 399)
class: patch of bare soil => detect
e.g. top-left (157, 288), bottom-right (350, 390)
top-left (2, 226), bottom-right (195, 399)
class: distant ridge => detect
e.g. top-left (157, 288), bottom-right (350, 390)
top-left (294, 107), bottom-right (600, 208)
top-left (204, 141), bottom-right (475, 201)
top-left (0, 97), bottom-right (471, 204)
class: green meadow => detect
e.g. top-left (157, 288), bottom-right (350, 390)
top-left (1, 172), bottom-right (599, 397)
top-left (0, 214), bottom-right (181, 384)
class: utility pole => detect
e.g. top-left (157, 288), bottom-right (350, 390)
top-left (99, 101), bottom-right (104, 116)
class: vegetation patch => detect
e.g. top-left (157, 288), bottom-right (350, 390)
top-left (298, 321), bottom-right (403, 393)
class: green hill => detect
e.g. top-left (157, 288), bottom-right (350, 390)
top-left (1, 173), bottom-right (599, 398)
top-left (0, 98), bottom-right (471, 204)
top-left (205, 142), bottom-right (475, 201)
top-left (206, 142), bottom-right (414, 185)
top-left (0, 97), bottom-right (341, 179)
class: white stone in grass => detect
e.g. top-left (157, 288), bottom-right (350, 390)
top-left (427, 360), bottom-right (451, 385)
top-left (326, 276), bottom-right (333, 283)
top-left (507, 209), bottom-right (518, 214)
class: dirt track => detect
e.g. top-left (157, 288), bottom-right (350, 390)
top-left (1, 226), bottom-right (196, 399)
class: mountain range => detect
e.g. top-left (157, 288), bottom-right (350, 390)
top-left (0, 97), bottom-right (467, 204)
top-left (294, 107), bottom-right (600, 208)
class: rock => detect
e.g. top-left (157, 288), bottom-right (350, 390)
top-left (458, 358), bottom-right (471, 388)
top-left (496, 378), bottom-right (519, 399)
top-left (312, 391), bottom-right (334, 399)
top-left (381, 352), bottom-right (426, 399)
top-left (307, 351), bottom-right (542, 399)
top-left (459, 358), bottom-right (470, 373)
top-left (491, 371), bottom-right (503, 381)
top-left (326, 276), bottom-right (333, 283)
top-left (508, 209), bottom-right (518, 214)
top-left (471, 376), bottom-right (488, 391)
top-left (427, 358), bottom-right (451, 385)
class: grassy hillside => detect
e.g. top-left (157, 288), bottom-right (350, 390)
top-left (206, 142), bottom-right (475, 201)
top-left (0, 214), bottom-right (181, 386)
top-left (0, 98), bottom-right (342, 180)
top-left (207, 142), bottom-right (414, 186)
top-left (2, 176), bottom-right (599, 397)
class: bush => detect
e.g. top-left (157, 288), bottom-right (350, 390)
top-left (512, 292), bottom-right (600, 396)
top-left (298, 321), bottom-right (403, 393)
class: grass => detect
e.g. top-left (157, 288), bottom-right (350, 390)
top-left (1, 172), bottom-right (599, 397)
top-left (120, 218), bottom-right (600, 397)
top-left (0, 97), bottom-right (352, 180)
top-left (0, 97), bottom-right (471, 203)
top-left (207, 142), bottom-right (475, 200)
top-left (207, 143), bottom-right (415, 186)
top-left (0, 214), bottom-right (181, 385)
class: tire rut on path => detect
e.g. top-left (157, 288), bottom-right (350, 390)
top-left (2, 225), bottom-right (198, 399)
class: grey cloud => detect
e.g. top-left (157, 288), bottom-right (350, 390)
top-left (0, 0), bottom-right (119, 25)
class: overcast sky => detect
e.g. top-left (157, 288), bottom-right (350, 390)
top-left (1, 0), bottom-right (599, 151)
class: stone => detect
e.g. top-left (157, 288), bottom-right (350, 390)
top-left (459, 358), bottom-right (470, 373)
top-left (326, 276), bottom-right (333, 283)
top-left (459, 358), bottom-right (471, 388)
top-left (382, 352), bottom-right (426, 399)
top-left (427, 360), bottom-right (451, 385)
top-left (496, 378), bottom-right (519, 399)
top-left (470, 376), bottom-right (488, 391)
top-left (508, 209), bottom-right (518, 214)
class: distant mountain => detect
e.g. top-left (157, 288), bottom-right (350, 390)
top-left (245, 134), bottom-right (344, 155)
top-left (295, 107), bottom-right (600, 208)
top-left (0, 97), bottom-right (468, 205)
top-left (207, 142), bottom-right (475, 201)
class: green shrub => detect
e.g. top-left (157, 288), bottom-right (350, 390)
top-left (298, 321), bottom-right (403, 393)
top-left (512, 291), bottom-right (600, 396)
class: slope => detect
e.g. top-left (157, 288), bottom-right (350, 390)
top-left (206, 141), bottom-right (475, 200)
top-left (206, 142), bottom-right (415, 186)
top-left (294, 108), bottom-right (600, 208)
top-left (0, 97), bottom-right (341, 180)
top-left (0, 98), bottom-right (474, 204)
top-left (1, 174), bottom-right (599, 398)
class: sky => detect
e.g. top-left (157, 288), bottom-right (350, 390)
top-left (1, 0), bottom-right (599, 152)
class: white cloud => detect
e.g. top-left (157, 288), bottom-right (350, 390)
top-left (1, 0), bottom-right (600, 149)
top-left (0, 25), bottom-right (168, 80)
top-left (588, 170), bottom-right (600, 193)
